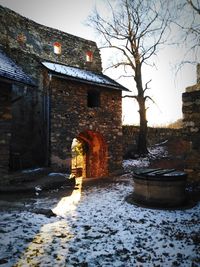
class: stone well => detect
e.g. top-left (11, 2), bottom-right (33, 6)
top-left (131, 168), bottom-right (187, 208)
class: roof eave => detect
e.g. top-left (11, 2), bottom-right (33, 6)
top-left (49, 71), bottom-right (129, 91)
top-left (41, 61), bottom-right (130, 91)
top-left (0, 75), bottom-right (36, 87)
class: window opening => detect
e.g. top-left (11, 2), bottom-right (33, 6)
top-left (87, 90), bottom-right (100, 108)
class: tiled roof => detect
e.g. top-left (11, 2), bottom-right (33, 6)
top-left (42, 62), bottom-right (129, 91)
top-left (0, 49), bottom-right (35, 86)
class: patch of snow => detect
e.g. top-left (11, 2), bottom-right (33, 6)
top-left (48, 172), bottom-right (66, 177)
top-left (35, 186), bottom-right (42, 191)
top-left (149, 145), bottom-right (168, 159)
top-left (22, 168), bottom-right (43, 174)
top-left (42, 61), bottom-right (127, 91)
top-left (155, 139), bottom-right (168, 146)
top-left (0, 177), bottom-right (199, 267)
top-left (35, 186), bottom-right (42, 195)
top-left (123, 157), bottom-right (150, 171)
top-left (123, 145), bottom-right (168, 172)
top-left (42, 62), bottom-right (110, 85)
top-left (0, 49), bottom-right (35, 85)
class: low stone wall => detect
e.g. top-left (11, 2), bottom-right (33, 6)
top-left (122, 125), bottom-right (183, 158)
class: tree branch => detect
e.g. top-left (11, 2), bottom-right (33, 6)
top-left (144, 79), bottom-right (152, 93)
top-left (122, 95), bottom-right (138, 101)
top-left (187, 0), bottom-right (200, 14)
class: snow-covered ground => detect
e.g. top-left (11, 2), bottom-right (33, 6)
top-left (0, 166), bottom-right (199, 267)
top-left (123, 144), bottom-right (168, 171)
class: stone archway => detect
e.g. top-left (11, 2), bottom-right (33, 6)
top-left (71, 130), bottom-right (108, 178)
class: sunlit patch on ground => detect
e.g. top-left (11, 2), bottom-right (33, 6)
top-left (13, 220), bottom-right (73, 267)
top-left (52, 177), bottom-right (83, 217)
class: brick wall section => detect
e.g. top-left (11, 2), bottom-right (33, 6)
top-left (50, 76), bottom-right (123, 174)
top-left (122, 125), bottom-right (182, 157)
top-left (182, 65), bottom-right (200, 181)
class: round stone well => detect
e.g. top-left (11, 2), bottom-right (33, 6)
top-left (130, 168), bottom-right (187, 208)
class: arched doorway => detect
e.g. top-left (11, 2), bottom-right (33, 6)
top-left (71, 130), bottom-right (108, 178)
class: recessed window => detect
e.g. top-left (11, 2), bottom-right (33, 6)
top-left (87, 90), bottom-right (100, 108)
top-left (53, 42), bottom-right (62, 55)
top-left (86, 51), bottom-right (93, 62)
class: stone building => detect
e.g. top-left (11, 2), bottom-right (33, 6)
top-left (0, 49), bottom-right (36, 175)
top-left (182, 64), bottom-right (200, 181)
top-left (0, 5), bottom-right (128, 180)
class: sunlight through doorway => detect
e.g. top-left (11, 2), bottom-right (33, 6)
top-left (71, 130), bottom-right (108, 178)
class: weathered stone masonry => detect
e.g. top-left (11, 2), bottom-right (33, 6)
top-left (49, 77), bottom-right (123, 174)
top-left (0, 6), bottom-right (102, 73)
top-left (122, 125), bottom-right (182, 158)
top-left (0, 5), bottom-right (125, 179)
top-left (182, 64), bottom-right (200, 181)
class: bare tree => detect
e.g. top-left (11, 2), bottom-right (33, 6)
top-left (187, 0), bottom-right (200, 14)
top-left (88, 0), bottom-right (170, 155)
top-left (183, 1), bottom-right (199, 56)
top-left (169, 0), bottom-right (200, 65)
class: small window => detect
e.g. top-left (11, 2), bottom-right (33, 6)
top-left (86, 51), bottom-right (93, 62)
top-left (87, 90), bottom-right (100, 108)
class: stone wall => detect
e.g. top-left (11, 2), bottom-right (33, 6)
top-left (0, 5), bottom-right (105, 175)
top-left (50, 76), bottom-right (123, 174)
top-left (182, 64), bottom-right (200, 181)
top-left (122, 125), bottom-right (182, 158)
top-left (0, 5), bottom-right (101, 76)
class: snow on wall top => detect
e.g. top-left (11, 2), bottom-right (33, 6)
top-left (42, 61), bottom-right (129, 91)
top-left (0, 49), bottom-right (35, 86)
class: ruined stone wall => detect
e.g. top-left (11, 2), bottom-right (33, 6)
top-left (182, 64), bottom-right (200, 181)
top-left (50, 76), bottom-right (123, 174)
top-left (122, 125), bottom-right (183, 158)
top-left (0, 5), bottom-right (103, 173)
top-left (0, 5), bottom-right (102, 77)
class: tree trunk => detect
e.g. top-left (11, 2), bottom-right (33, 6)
top-left (135, 63), bottom-right (149, 155)
top-left (138, 96), bottom-right (148, 155)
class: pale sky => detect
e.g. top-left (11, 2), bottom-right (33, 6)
top-left (0, 0), bottom-right (197, 126)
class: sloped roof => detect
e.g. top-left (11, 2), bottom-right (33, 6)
top-left (42, 61), bottom-right (129, 91)
top-left (0, 49), bottom-right (35, 86)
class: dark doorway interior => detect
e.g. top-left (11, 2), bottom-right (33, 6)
top-left (0, 81), bottom-right (12, 172)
